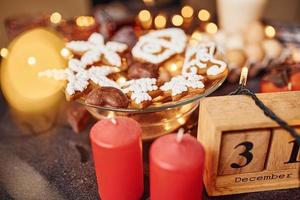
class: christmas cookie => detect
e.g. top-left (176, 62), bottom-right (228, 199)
top-left (66, 32), bottom-right (128, 67)
top-left (121, 78), bottom-right (162, 108)
top-left (160, 72), bottom-right (205, 101)
top-left (132, 28), bottom-right (187, 64)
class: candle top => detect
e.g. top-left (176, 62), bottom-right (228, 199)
top-left (150, 134), bottom-right (205, 171)
top-left (90, 117), bottom-right (142, 148)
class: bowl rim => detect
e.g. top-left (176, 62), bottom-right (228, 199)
top-left (77, 74), bottom-right (227, 114)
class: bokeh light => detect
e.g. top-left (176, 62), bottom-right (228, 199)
top-left (138, 10), bottom-right (151, 22)
top-left (60, 48), bottom-right (72, 59)
top-left (198, 9), bottom-right (210, 21)
top-left (143, 0), bottom-right (154, 6)
top-left (0, 48), bottom-right (9, 58)
top-left (206, 23), bottom-right (218, 34)
top-left (191, 31), bottom-right (203, 41)
top-left (76, 16), bottom-right (95, 27)
top-left (50, 12), bottom-right (62, 24)
top-left (170, 63), bottom-right (178, 72)
top-left (181, 6), bottom-right (194, 18)
top-left (27, 56), bottom-right (37, 66)
top-left (117, 77), bottom-right (127, 85)
top-left (154, 14), bottom-right (167, 29)
top-left (172, 15), bottom-right (183, 26)
top-left (265, 25), bottom-right (276, 38)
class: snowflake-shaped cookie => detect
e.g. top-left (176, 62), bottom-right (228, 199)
top-left (38, 59), bottom-right (119, 100)
top-left (39, 59), bottom-right (89, 97)
top-left (132, 28), bottom-right (187, 64)
top-left (160, 72), bottom-right (205, 100)
top-left (66, 33), bottom-right (128, 67)
top-left (121, 78), bottom-right (161, 107)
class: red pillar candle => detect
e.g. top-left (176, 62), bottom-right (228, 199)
top-left (150, 129), bottom-right (205, 200)
top-left (90, 117), bottom-right (144, 200)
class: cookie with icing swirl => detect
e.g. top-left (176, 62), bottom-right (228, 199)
top-left (132, 28), bottom-right (187, 64)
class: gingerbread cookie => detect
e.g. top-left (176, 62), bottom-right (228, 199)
top-left (132, 28), bottom-right (187, 64)
top-left (39, 58), bottom-right (119, 100)
top-left (121, 78), bottom-right (162, 108)
top-left (182, 42), bottom-right (216, 74)
top-left (160, 72), bottom-right (205, 101)
top-left (66, 32), bottom-right (128, 67)
top-left (206, 58), bottom-right (228, 80)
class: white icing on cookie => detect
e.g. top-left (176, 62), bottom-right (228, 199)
top-left (80, 49), bottom-right (102, 66)
top-left (184, 72), bottom-right (205, 89)
top-left (66, 33), bottom-right (128, 67)
top-left (88, 66), bottom-right (120, 89)
top-left (132, 28), bottom-right (187, 64)
top-left (182, 42), bottom-right (216, 73)
top-left (131, 92), bottom-right (152, 104)
top-left (182, 41), bottom-right (227, 76)
top-left (66, 41), bottom-right (93, 54)
top-left (106, 41), bottom-right (128, 53)
top-left (160, 72), bottom-right (204, 96)
top-left (121, 78), bottom-right (158, 104)
top-left (206, 58), bottom-right (227, 76)
top-left (68, 58), bottom-right (87, 72)
top-left (66, 70), bottom-right (90, 95)
top-left (39, 59), bottom-right (120, 95)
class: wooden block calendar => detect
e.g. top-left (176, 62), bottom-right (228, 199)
top-left (197, 91), bottom-right (300, 196)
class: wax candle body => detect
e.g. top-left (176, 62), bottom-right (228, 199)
top-left (150, 134), bottom-right (205, 200)
top-left (90, 117), bottom-right (144, 200)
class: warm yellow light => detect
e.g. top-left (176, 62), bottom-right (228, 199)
top-left (198, 9), bottom-right (210, 21)
top-left (27, 56), bottom-right (36, 66)
top-left (181, 5), bottom-right (194, 18)
top-left (265, 25), bottom-right (276, 38)
top-left (206, 22), bottom-right (218, 34)
top-left (117, 77), bottom-right (127, 85)
top-left (154, 14), bottom-right (167, 29)
top-left (60, 48), bottom-right (72, 59)
top-left (76, 16), bottom-right (95, 27)
top-left (50, 12), bottom-right (62, 24)
top-left (177, 117), bottom-right (186, 125)
top-left (171, 15), bottom-right (183, 27)
top-left (138, 10), bottom-right (151, 22)
top-left (107, 111), bottom-right (116, 119)
top-left (191, 31), bottom-right (202, 40)
top-left (143, 0), bottom-right (155, 6)
top-left (0, 48), bottom-right (8, 58)
top-left (170, 63), bottom-right (178, 72)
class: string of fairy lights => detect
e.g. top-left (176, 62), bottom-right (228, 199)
top-left (0, 4), bottom-right (277, 59)
top-left (137, 5), bottom-right (216, 32)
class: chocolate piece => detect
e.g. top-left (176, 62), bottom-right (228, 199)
top-left (127, 62), bottom-right (159, 79)
top-left (67, 106), bottom-right (91, 133)
top-left (111, 26), bottom-right (138, 48)
top-left (85, 87), bottom-right (129, 108)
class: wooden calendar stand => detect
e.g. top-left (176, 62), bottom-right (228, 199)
top-left (198, 91), bottom-right (300, 196)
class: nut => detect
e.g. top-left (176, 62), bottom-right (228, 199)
top-left (85, 87), bottom-right (129, 108)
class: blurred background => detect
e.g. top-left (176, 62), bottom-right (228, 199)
top-left (1, 0), bottom-right (300, 47)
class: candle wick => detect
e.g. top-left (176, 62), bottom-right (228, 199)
top-left (176, 128), bottom-right (185, 142)
top-left (110, 118), bottom-right (117, 125)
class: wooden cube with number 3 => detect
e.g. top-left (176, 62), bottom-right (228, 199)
top-left (198, 91), bottom-right (300, 196)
